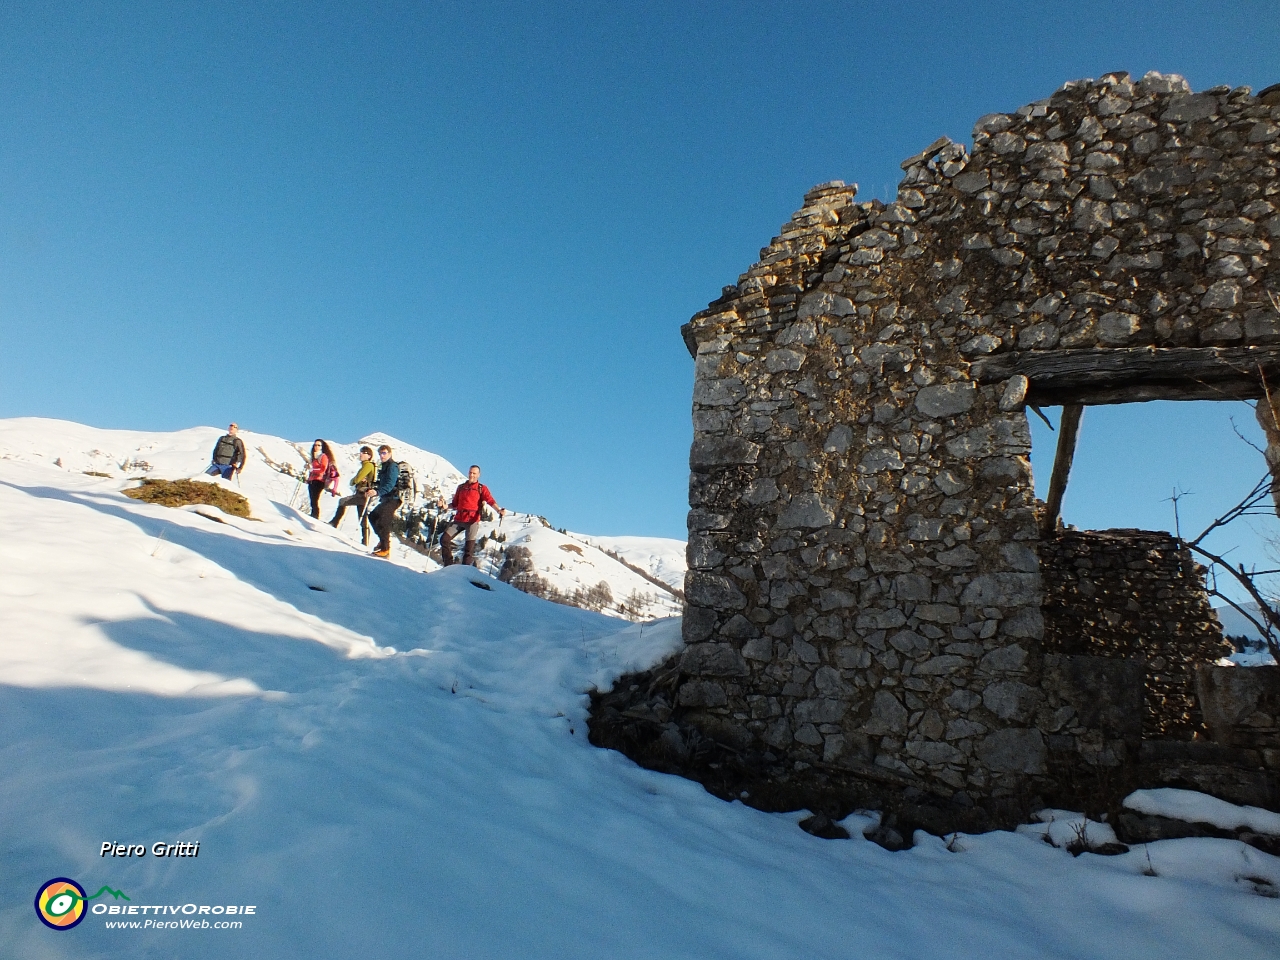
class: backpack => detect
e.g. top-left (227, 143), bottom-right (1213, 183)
top-left (324, 459), bottom-right (340, 495)
top-left (475, 485), bottom-right (494, 522)
top-left (213, 435), bottom-right (239, 466)
top-left (395, 461), bottom-right (415, 499)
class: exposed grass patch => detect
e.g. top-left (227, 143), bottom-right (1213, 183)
top-left (123, 479), bottom-right (251, 519)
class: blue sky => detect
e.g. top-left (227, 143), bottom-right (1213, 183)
top-left (1, 2), bottom-right (1278, 577)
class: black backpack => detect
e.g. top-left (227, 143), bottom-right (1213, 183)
top-left (213, 435), bottom-right (240, 465)
top-left (395, 461), bottom-right (415, 498)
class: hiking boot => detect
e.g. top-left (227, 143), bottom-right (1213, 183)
top-left (373, 546), bottom-right (390, 558)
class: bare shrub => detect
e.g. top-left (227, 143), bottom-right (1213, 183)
top-left (123, 479), bottom-right (251, 519)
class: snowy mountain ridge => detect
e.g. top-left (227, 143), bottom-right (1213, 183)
top-left (0, 417), bottom-right (685, 621)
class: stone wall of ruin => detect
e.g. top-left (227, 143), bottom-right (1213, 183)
top-left (678, 71), bottom-right (1278, 800)
top-left (1040, 529), bottom-right (1226, 739)
top-left (1197, 665), bottom-right (1280, 764)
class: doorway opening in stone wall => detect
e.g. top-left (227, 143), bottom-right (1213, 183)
top-left (1026, 398), bottom-right (1279, 675)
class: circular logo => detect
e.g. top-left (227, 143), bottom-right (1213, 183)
top-left (35, 878), bottom-right (88, 930)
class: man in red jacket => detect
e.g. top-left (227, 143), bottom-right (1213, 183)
top-left (437, 465), bottom-right (505, 567)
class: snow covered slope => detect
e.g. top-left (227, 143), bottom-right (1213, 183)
top-left (582, 534), bottom-right (687, 593)
top-left (1214, 603), bottom-right (1278, 666)
top-left (1219, 602), bottom-right (1266, 641)
top-left (0, 418), bottom-right (684, 620)
top-left (1, 419), bottom-right (1278, 959)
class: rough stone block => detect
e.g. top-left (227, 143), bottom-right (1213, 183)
top-left (791, 638), bottom-right (821, 664)
top-left (681, 606), bottom-right (716, 643)
top-left (797, 291), bottom-right (855, 319)
top-left (1049, 655), bottom-right (1144, 739)
top-left (864, 691), bottom-right (909, 735)
top-left (1196, 665), bottom-right (1280, 746)
top-left (685, 573), bottom-right (747, 610)
top-left (914, 604), bottom-right (962, 624)
top-left (823, 424), bottom-right (853, 453)
top-left (915, 382), bottom-right (977, 417)
top-left (775, 493), bottom-right (834, 529)
top-left (678, 681), bottom-right (727, 708)
top-left (794, 723), bottom-right (824, 746)
top-left (978, 644), bottom-right (1029, 674)
top-left (680, 642), bottom-right (750, 677)
top-left (915, 654), bottom-right (968, 676)
top-left (719, 614), bottom-right (761, 640)
top-left (794, 698), bottom-right (847, 725)
top-left (982, 681), bottom-right (1043, 722)
top-left (743, 477), bottom-right (780, 505)
top-left (888, 630), bottom-right (930, 655)
top-left (690, 436), bottom-right (761, 469)
top-left (765, 349), bottom-right (806, 373)
top-left (692, 377), bottom-right (745, 407)
top-left (976, 729), bottom-right (1047, 774)
top-left (960, 573), bottom-right (1041, 607)
top-left (907, 740), bottom-right (964, 765)
top-left (814, 666), bottom-right (850, 697)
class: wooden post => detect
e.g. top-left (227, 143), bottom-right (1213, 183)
top-left (1256, 370), bottom-right (1280, 516)
top-left (1041, 405), bottom-right (1083, 537)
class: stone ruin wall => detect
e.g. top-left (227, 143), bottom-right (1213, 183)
top-left (678, 71), bottom-right (1280, 801)
top-left (1040, 529), bottom-right (1225, 739)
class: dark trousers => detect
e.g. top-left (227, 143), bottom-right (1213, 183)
top-left (330, 493), bottom-right (372, 544)
top-left (370, 496), bottom-right (401, 551)
top-left (439, 521), bottom-right (480, 566)
top-left (307, 480), bottom-right (325, 519)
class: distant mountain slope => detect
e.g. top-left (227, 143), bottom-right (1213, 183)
top-left (1215, 602), bottom-right (1277, 667)
top-left (1216, 602), bottom-right (1265, 641)
top-left (0, 417), bottom-right (685, 620)
top-left (582, 534), bottom-right (687, 593)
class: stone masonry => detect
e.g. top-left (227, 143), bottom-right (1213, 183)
top-left (1040, 529), bottom-right (1225, 739)
top-left (675, 72), bottom-right (1280, 802)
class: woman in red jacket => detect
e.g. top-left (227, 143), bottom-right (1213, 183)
top-left (306, 439), bottom-right (337, 519)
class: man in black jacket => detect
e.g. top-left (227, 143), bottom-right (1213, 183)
top-left (369, 445), bottom-right (401, 558)
top-left (206, 423), bottom-right (246, 479)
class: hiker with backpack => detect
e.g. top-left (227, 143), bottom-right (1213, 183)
top-left (368, 444), bottom-right (401, 558)
top-left (205, 423), bottom-right (246, 480)
top-left (437, 465), bottom-right (505, 567)
top-left (305, 439), bottom-right (339, 519)
top-left (328, 445), bottom-right (377, 545)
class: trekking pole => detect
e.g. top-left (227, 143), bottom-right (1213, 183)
top-left (359, 508), bottom-right (367, 543)
top-left (427, 510), bottom-right (440, 554)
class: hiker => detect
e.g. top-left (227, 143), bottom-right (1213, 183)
top-left (305, 439), bottom-right (338, 519)
top-left (437, 465), bottom-right (505, 567)
top-left (368, 445), bottom-right (401, 558)
top-left (329, 445), bottom-right (377, 544)
top-left (205, 423), bottom-right (246, 480)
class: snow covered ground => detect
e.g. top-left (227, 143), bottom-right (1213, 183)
top-left (2, 418), bottom-right (1279, 958)
top-left (1126, 789), bottom-right (1280, 836)
top-left (1216, 602), bottom-right (1278, 667)
top-left (583, 534), bottom-right (688, 593)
